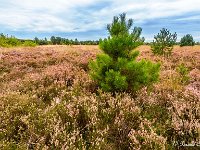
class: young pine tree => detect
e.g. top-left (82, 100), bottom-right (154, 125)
top-left (89, 13), bottom-right (160, 93)
top-left (151, 28), bottom-right (177, 57)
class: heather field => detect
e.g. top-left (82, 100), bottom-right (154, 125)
top-left (0, 45), bottom-right (200, 149)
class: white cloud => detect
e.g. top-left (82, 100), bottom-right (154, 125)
top-left (100, 0), bottom-right (200, 21)
top-left (0, 0), bottom-right (101, 32)
top-left (0, 0), bottom-right (200, 38)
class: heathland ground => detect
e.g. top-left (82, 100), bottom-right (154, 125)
top-left (0, 45), bottom-right (199, 149)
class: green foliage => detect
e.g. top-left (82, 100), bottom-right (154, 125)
top-left (89, 13), bottom-right (160, 93)
top-left (151, 28), bottom-right (177, 57)
top-left (23, 40), bottom-right (37, 47)
top-left (0, 33), bottom-right (99, 47)
top-left (50, 36), bottom-right (99, 45)
top-left (101, 69), bottom-right (128, 92)
top-left (50, 36), bottom-right (56, 45)
top-left (176, 63), bottom-right (190, 85)
top-left (6, 37), bottom-right (21, 47)
top-left (0, 33), bottom-right (38, 47)
top-left (180, 34), bottom-right (195, 46)
top-left (34, 37), bottom-right (49, 45)
top-left (0, 34), bottom-right (21, 47)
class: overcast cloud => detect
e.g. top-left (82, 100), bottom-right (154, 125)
top-left (0, 0), bottom-right (200, 41)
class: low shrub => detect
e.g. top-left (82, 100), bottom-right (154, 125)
top-left (176, 63), bottom-right (190, 85)
top-left (23, 41), bottom-right (37, 47)
top-left (0, 34), bottom-right (37, 47)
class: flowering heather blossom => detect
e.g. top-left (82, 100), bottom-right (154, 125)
top-left (0, 45), bottom-right (199, 149)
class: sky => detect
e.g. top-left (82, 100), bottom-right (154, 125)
top-left (0, 0), bottom-right (200, 41)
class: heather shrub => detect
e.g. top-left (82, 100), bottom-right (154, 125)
top-left (151, 28), bottom-right (177, 57)
top-left (1, 87), bottom-right (199, 149)
top-left (180, 34), bottom-right (195, 47)
top-left (1, 34), bottom-right (199, 150)
top-left (89, 13), bottom-right (160, 93)
top-left (166, 92), bottom-right (200, 148)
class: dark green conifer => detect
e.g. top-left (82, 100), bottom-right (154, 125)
top-left (151, 28), bottom-right (177, 57)
top-left (89, 13), bottom-right (160, 93)
top-left (180, 34), bottom-right (195, 46)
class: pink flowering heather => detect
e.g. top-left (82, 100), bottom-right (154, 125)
top-left (0, 45), bottom-right (199, 149)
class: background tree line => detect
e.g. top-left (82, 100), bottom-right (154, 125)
top-left (0, 32), bottom-right (199, 48)
top-left (0, 33), bottom-right (99, 47)
top-left (48, 36), bottom-right (99, 45)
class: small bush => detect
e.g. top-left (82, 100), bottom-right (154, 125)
top-left (23, 41), bottom-right (37, 47)
top-left (89, 13), bottom-right (160, 94)
top-left (151, 28), bottom-right (177, 57)
top-left (0, 34), bottom-right (37, 47)
top-left (180, 34), bottom-right (195, 47)
top-left (0, 34), bottom-right (21, 47)
top-left (176, 63), bottom-right (190, 85)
